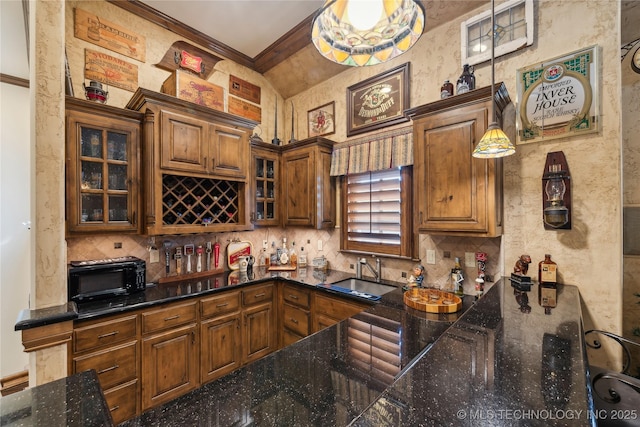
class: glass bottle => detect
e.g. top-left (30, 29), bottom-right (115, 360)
top-left (270, 241), bottom-right (279, 266)
top-left (451, 257), bottom-right (464, 295)
top-left (279, 237), bottom-right (289, 265)
top-left (289, 241), bottom-right (298, 268)
top-left (440, 80), bottom-right (454, 99)
top-left (538, 254), bottom-right (558, 308)
top-left (456, 64), bottom-right (475, 95)
top-left (298, 246), bottom-right (307, 268)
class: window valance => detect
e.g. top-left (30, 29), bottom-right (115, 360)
top-left (330, 126), bottom-right (413, 176)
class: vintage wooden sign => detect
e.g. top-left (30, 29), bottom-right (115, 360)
top-left (74, 8), bottom-right (146, 62)
top-left (228, 96), bottom-right (262, 122)
top-left (517, 46), bottom-right (599, 143)
top-left (155, 41), bottom-right (222, 80)
top-left (85, 49), bottom-right (138, 92)
top-left (229, 75), bottom-right (261, 104)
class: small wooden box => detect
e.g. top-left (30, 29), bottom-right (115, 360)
top-left (161, 70), bottom-right (225, 112)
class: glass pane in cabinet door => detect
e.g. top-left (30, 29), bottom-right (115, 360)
top-left (256, 203), bottom-right (265, 221)
top-left (107, 131), bottom-right (128, 161)
top-left (256, 181), bottom-right (264, 198)
top-left (267, 202), bottom-right (275, 219)
top-left (81, 161), bottom-right (103, 190)
top-left (256, 159), bottom-right (264, 178)
top-left (108, 164), bottom-right (128, 190)
top-left (81, 128), bottom-right (103, 158)
top-left (81, 194), bottom-right (103, 221)
top-left (267, 181), bottom-right (275, 199)
top-left (108, 195), bottom-right (128, 221)
top-left (266, 160), bottom-right (275, 178)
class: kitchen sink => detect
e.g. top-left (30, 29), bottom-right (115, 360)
top-left (326, 278), bottom-right (399, 299)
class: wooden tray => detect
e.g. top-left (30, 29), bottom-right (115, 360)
top-left (268, 265), bottom-right (297, 271)
top-left (403, 288), bottom-right (462, 313)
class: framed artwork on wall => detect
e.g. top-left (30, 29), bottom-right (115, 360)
top-left (308, 101), bottom-right (335, 138)
top-left (347, 63), bottom-right (410, 137)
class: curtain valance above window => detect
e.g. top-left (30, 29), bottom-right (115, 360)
top-left (330, 126), bottom-right (413, 176)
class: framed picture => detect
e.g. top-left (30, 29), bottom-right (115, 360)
top-left (308, 101), bottom-right (335, 138)
top-left (516, 45), bottom-right (599, 143)
top-left (347, 63), bottom-right (410, 137)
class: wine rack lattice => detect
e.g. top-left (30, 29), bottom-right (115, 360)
top-left (162, 174), bottom-right (239, 225)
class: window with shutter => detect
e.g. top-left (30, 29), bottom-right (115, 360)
top-left (341, 167), bottom-right (413, 257)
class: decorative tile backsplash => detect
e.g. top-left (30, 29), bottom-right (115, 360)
top-left (67, 227), bottom-right (502, 295)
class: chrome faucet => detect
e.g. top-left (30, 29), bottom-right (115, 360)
top-left (356, 257), bottom-right (382, 282)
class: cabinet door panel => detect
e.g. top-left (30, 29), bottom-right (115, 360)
top-left (210, 125), bottom-right (247, 178)
top-left (201, 314), bottom-right (241, 383)
top-left (160, 110), bottom-right (208, 173)
top-left (142, 324), bottom-right (198, 410)
top-left (243, 302), bottom-right (274, 364)
top-left (282, 150), bottom-right (314, 226)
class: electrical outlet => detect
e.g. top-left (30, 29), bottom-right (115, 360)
top-left (443, 251), bottom-right (451, 258)
top-left (149, 248), bottom-right (160, 263)
top-left (401, 272), bottom-right (407, 278)
top-left (426, 250), bottom-right (436, 265)
top-left (350, 264), bottom-right (355, 270)
top-left (465, 252), bottom-right (476, 268)
top-left (262, 240), bottom-right (268, 250)
top-left (114, 242), bottom-right (122, 249)
top-left (317, 240), bottom-right (323, 251)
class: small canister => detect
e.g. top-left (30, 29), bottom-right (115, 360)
top-left (440, 80), bottom-right (454, 99)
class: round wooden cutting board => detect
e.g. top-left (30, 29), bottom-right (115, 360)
top-left (403, 288), bottom-right (462, 313)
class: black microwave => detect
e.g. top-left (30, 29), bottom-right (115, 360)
top-left (68, 256), bottom-right (146, 303)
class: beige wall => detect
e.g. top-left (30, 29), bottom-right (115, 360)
top-left (60, 0), bottom-right (624, 374)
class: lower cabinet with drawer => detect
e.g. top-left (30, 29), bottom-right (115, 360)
top-left (313, 292), bottom-right (368, 333)
top-left (241, 282), bottom-right (276, 364)
top-left (281, 283), bottom-right (312, 347)
top-left (71, 314), bottom-right (139, 425)
top-left (141, 300), bottom-right (199, 411)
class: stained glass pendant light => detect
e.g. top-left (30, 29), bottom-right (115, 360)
top-left (472, 0), bottom-right (515, 158)
top-left (311, 0), bottom-right (425, 67)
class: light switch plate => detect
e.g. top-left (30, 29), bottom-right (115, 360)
top-left (317, 240), bottom-right (323, 251)
top-left (465, 252), bottom-right (476, 268)
top-left (149, 248), bottom-right (160, 263)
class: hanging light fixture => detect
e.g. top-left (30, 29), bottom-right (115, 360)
top-left (311, 0), bottom-right (425, 67)
top-left (472, 0), bottom-right (515, 158)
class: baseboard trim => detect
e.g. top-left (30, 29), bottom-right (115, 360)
top-left (1, 370), bottom-right (29, 396)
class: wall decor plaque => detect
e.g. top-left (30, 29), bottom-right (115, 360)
top-left (229, 75), bottom-right (261, 104)
top-left (84, 49), bottom-right (138, 92)
top-left (517, 45), bottom-right (599, 143)
top-left (308, 102), bottom-right (335, 138)
top-left (228, 96), bottom-right (262, 122)
top-left (155, 41), bottom-right (223, 80)
top-left (74, 8), bottom-right (146, 62)
top-left (347, 63), bottom-right (410, 137)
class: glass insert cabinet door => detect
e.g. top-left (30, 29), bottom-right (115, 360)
top-left (251, 147), bottom-right (279, 226)
top-left (66, 100), bottom-right (141, 234)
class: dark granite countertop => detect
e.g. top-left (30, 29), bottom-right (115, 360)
top-left (119, 279), bottom-right (595, 427)
top-left (0, 370), bottom-right (112, 426)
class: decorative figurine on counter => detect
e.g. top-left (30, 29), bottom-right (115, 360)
top-left (407, 264), bottom-right (425, 287)
top-left (475, 252), bottom-right (488, 299)
top-left (514, 254), bottom-right (532, 275)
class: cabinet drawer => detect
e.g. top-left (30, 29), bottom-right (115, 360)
top-left (283, 284), bottom-right (311, 308)
top-left (201, 291), bottom-right (240, 319)
top-left (73, 341), bottom-right (137, 390)
top-left (283, 303), bottom-right (310, 337)
top-left (74, 315), bottom-right (138, 353)
top-left (242, 283), bottom-right (274, 306)
top-left (104, 379), bottom-right (138, 425)
top-left (315, 293), bottom-right (367, 320)
top-left (142, 301), bottom-right (197, 335)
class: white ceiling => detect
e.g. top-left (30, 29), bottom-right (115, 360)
top-left (140, 0), bottom-right (325, 58)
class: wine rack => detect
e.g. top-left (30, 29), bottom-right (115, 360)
top-left (162, 174), bottom-right (239, 225)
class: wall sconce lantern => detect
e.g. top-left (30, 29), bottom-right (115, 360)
top-left (542, 151), bottom-right (571, 230)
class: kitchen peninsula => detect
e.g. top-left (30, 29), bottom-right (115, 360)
top-left (14, 272), bottom-right (595, 426)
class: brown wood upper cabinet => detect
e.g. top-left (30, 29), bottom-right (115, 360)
top-left (126, 88), bottom-right (257, 235)
top-left (406, 83), bottom-right (510, 237)
top-left (65, 97), bottom-right (143, 235)
top-left (281, 137), bottom-right (335, 229)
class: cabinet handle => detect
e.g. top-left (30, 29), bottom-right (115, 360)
top-left (204, 157), bottom-right (207, 169)
top-left (132, 211), bottom-right (137, 226)
top-left (254, 293), bottom-right (266, 298)
top-left (419, 212), bottom-right (423, 223)
top-left (191, 330), bottom-right (196, 344)
top-left (290, 318), bottom-right (299, 324)
top-left (216, 302), bottom-right (228, 308)
top-left (288, 295), bottom-right (298, 300)
top-left (97, 330), bottom-right (119, 339)
top-left (109, 405), bottom-right (120, 413)
top-left (164, 315), bottom-right (180, 321)
top-left (98, 364), bottom-right (119, 374)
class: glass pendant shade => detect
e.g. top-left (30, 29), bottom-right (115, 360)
top-left (311, 0), bottom-right (425, 67)
top-left (473, 122), bottom-right (516, 158)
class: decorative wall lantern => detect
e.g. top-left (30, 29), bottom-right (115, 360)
top-left (542, 151), bottom-right (571, 230)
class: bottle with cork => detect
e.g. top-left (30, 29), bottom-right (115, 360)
top-left (440, 80), bottom-right (453, 99)
top-left (538, 254), bottom-right (558, 311)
